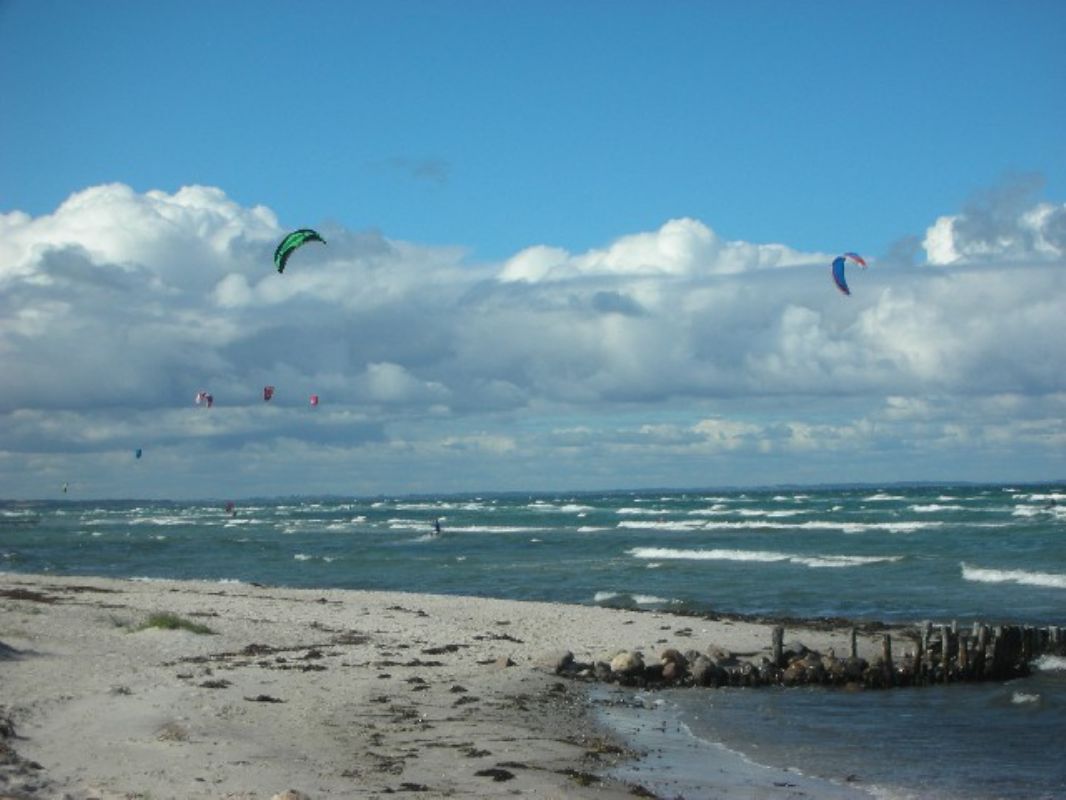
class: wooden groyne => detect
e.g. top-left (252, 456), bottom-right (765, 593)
top-left (549, 622), bottom-right (1065, 690)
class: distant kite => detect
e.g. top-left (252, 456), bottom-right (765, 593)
top-left (831, 252), bottom-right (868, 296)
top-left (274, 229), bottom-right (325, 273)
top-left (310, 394), bottom-right (319, 408)
top-left (195, 391), bottom-right (214, 408)
top-left (135, 448), bottom-right (143, 459)
top-left (264, 385), bottom-right (275, 402)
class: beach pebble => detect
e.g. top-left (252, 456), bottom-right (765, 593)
top-left (271, 791), bottom-right (311, 800)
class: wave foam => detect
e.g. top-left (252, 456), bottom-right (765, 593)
top-left (961, 563), bottom-right (1066, 589)
top-left (1034, 655), bottom-right (1066, 671)
top-left (628, 547), bottom-right (901, 569)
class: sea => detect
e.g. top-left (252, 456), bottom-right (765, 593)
top-left (2, 483), bottom-right (1065, 799)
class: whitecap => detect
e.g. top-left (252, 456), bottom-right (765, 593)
top-left (618, 520), bottom-right (706, 532)
top-left (628, 547), bottom-right (901, 569)
top-left (1033, 655), bottom-right (1066, 671)
top-left (1012, 692), bottom-right (1040, 704)
top-left (961, 563), bottom-right (1066, 589)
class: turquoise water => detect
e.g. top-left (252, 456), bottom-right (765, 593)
top-left (2, 484), bottom-right (1063, 623)
top-left (3, 483), bottom-right (1065, 798)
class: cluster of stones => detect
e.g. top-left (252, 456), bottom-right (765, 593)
top-left (544, 643), bottom-right (877, 689)
top-left (543, 623), bottom-right (1066, 691)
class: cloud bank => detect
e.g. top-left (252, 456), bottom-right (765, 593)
top-left (2, 183), bottom-right (1064, 497)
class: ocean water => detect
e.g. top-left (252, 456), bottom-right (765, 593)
top-left (3, 483), bottom-right (1065, 798)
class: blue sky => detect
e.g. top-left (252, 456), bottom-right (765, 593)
top-left (1, 1), bottom-right (1065, 498)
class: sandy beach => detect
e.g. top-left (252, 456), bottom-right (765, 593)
top-left (1, 573), bottom-right (890, 799)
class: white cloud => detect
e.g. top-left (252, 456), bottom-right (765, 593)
top-left (922, 177), bottom-right (1066, 266)
top-left (499, 218), bottom-right (823, 282)
top-left (1, 182), bottom-right (1064, 497)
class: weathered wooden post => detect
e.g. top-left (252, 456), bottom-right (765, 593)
top-left (772, 626), bottom-right (784, 668)
top-left (957, 632), bottom-right (970, 677)
top-left (991, 626), bottom-right (1006, 678)
top-left (920, 621), bottom-right (932, 682)
top-left (850, 627), bottom-right (858, 660)
top-left (913, 632), bottom-right (925, 684)
top-left (882, 634), bottom-right (894, 686)
top-left (940, 625), bottom-right (951, 682)
top-left (974, 624), bottom-right (988, 677)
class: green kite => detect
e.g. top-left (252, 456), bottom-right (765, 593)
top-left (274, 228), bottom-right (326, 273)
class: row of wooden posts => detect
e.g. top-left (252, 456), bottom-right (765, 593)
top-left (772, 622), bottom-right (1065, 687)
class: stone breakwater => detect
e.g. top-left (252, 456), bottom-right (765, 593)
top-left (546, 622), bottom-right (1066, 690)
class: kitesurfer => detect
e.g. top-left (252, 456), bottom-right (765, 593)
top-left (433, 518), bottom-right (442, 536)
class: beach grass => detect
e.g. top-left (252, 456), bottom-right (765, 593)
top-left (134, 611), bottom-right (215, 635)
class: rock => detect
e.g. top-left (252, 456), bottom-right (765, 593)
top-left (706, 646), bottom-right (737, 666)
top-left (609, 650), bottom-right (644, 676)
top-left (540, 650), bottom-right (574, 674)
top-left (272, 791), bottom-right (311, 800)
top-left (660, 648), bottom-right (687, 668)
top-left (843, 656), bottom-right (867, 680)
top-left (688, 655), bottom-right (721, 687)
top-left (661, 660), bottom-right (685, 683)
top-left (593, 661), bottom-right (613, 681)
top-left (782, 640), bottom-right (810, 662)
top-left (495, 655), bottom-right (516, 668)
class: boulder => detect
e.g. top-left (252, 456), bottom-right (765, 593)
top-left (540, 650), bottom-right (574, 674)
top-left (688, 655), bottom-right (721, 687)
top-left (660, 648), bottom-right (687, 668)
top-left (661, 660), bottom-right (685, 683)
top-left (609, 650), bottom-right (645, 676)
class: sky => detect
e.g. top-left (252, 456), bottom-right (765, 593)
top-left (1, 0), bottom-right (1065, 499)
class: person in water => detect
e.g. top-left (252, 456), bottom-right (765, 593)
top-left (433, 518), bottom-right (442, 536)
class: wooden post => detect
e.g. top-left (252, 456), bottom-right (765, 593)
top-left (975, 625), bottom-right (988, 677)
top-left (850, 628), bottom-right (858, 660)
top-left (940, 625), bottom-right (951, 682)
top-left (772, 626), bottom-right (784, 668)
top-left (913, 633), bottom-right (925, 683)
top-left (957, 632), bottom-right (970, 676)
top-left (882, 634), bottom-right (894, 686)
top-left (991, 626), bottom-right (1005, 678)
top-left (921, 622), bottom-right (932, 682)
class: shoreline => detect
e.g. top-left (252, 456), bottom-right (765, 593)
top-left (2, 573), bottom-right (893, 799)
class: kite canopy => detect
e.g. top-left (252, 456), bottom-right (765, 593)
top-left (274, 228), bottom-right (326, 273)
top-left (195, 391), bottom-right (214, 408)
top-left (309, 394), bottom-right (319, 408)
top-left (831, 252), bottom-right (868, 296)
top-left (263, 386), bottom-right (275, 402)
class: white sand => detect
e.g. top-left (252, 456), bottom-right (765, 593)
top-left (1, 573), bottom-right (889, 799)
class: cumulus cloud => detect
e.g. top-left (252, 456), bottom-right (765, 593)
top-left (2, 182), bottom-right (1064, 496)
top-left (922, 176), bottom-right (1066, 265)
top-left (499, 218), bottom-right (823, 282)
